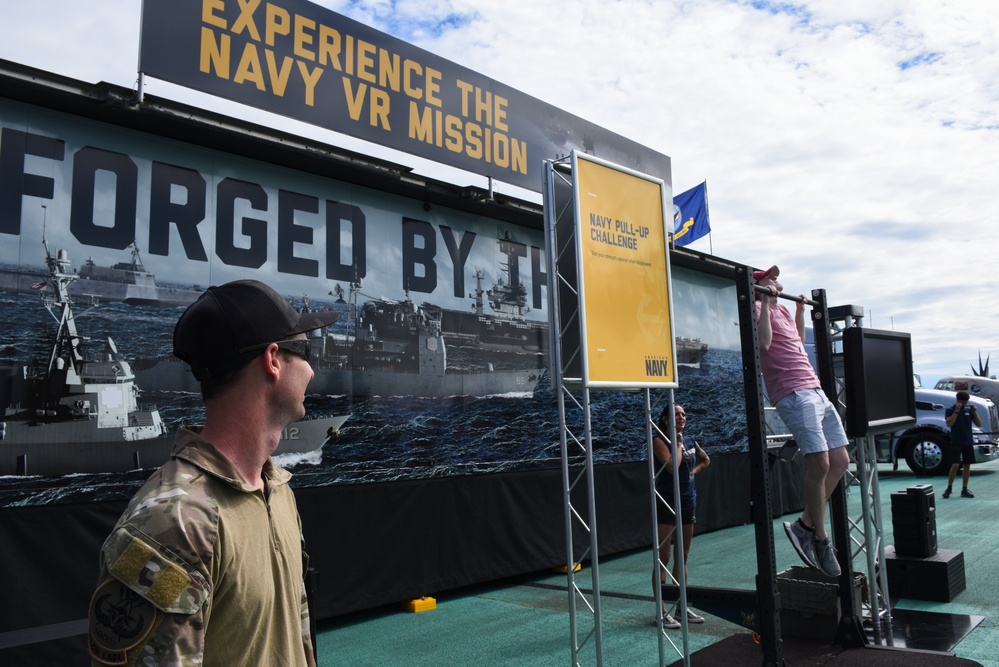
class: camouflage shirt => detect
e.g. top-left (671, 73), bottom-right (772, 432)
top-left (89, 426), bottom-right (316, 667)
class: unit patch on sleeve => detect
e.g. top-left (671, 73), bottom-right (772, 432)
top-left (88, 577), bottom-right (157, 665)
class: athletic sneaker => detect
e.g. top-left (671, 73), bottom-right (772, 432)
top-left (662, 612), bottom-right (681, 630)
top-left (686, 609), bottom-right (705, 624)
top-left (962, 488), bottom-right (975, 498)
top-left (813, 537), bottom-right (841, 577)
top-left (942, 486), bottom-right (952, 499)
top-left (783, 520), bottom-right (817, 568)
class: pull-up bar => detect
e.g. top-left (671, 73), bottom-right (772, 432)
top-left (753, 284), bottom-right (818, 307)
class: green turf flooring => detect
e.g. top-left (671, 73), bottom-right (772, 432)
top-left (316, 461), bottom-right (999, 666)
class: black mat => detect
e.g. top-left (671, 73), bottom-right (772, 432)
top-left (668, 633), bottom-right (983, 666)
top-left (867, 608), bottom-right (984, 653)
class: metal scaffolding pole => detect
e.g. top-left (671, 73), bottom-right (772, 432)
top-left (852, 435), bottom-right (893, 643)
top-left (544, 158), bottom-right (689, 666)
top-left (545, 158), bottom-right (603, 665)
top-left (821, 305), bottom-right (893, 645)
top-left (736, 267), bottom-right (785, 666)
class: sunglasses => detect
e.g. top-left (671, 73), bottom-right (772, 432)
top-left (240, 339), bottom-right (312, 362)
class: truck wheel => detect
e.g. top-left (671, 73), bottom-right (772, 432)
top-left (904, 433), bottom-right (951, 476)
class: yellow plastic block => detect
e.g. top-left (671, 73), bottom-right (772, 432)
top-left (552, 563), bottom-right (582, 573)
top-left (401, 596), bottom-right (437, 613)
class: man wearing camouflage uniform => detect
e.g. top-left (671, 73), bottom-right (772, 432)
top-left (88, 280), bottom-right (337, 667)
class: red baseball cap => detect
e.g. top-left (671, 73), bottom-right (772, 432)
top-left (752, 265), bottom-right (780, 282)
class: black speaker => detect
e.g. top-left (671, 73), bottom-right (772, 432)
top-left (886, 546), bottom-right (965, 602)
top-left (890, 484), bottom-right (937, 558)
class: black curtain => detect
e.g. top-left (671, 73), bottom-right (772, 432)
top-left (0, 454), bottom-right (805, 664)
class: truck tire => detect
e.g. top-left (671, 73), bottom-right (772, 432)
top-left (904, 433), bottom-right (951, 476)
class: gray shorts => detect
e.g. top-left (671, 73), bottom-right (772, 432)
top-left (775, 388), bottom-right (849, 455)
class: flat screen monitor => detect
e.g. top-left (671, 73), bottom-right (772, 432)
top-left (842, 327), bottom-right (917, 438)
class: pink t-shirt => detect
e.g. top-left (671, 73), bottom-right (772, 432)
top-left (755, 300), bottom-right (820, 405)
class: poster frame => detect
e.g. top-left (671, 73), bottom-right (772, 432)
top-left (570, 150), bottom-right (677, 390)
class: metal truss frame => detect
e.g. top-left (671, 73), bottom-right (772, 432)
top-left (817, 306), bottom-right (893, 645)
top-left (544, 158), bottom-right (691, 666)
top-left (542, 158), bottom-right (894, 664)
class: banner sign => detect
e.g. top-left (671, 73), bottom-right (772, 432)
top-left (2, 78), bottom-right (747, 509)
top-left (138, 0), bottom-right (671, 193)
top-left (573, 152), bottom-right (676, 388)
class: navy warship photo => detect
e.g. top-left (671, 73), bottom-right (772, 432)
top-left (295, 233), bottom-right (550, 398)
top-left (307, 292), bottom-right (543, 397)
top-left (438, 233), bottom-right (549, 354)
top-left (0, 242), bottom-right (201, 308)
top-left (74, 243), bottom-right (201, 307)
top-left (135, 288), bottom-right (544, 398)
top-left (676, 336), bottom-right (708, 365)
top-left (0, 238), bottom-right (347, 476)
top-left (135, 232), bottom-right (548, 398)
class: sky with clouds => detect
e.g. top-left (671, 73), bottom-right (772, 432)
top-left (1, 0), bottom-right (996, 385)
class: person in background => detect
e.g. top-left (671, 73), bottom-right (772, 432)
top-left (88, 280), bottom-right (336, 667)
top-left (754, 264), bottom-right (850, 578)
top-left (653, 403), bottom-right (711, 629)
top-left (942, 388), bottom-right (981, 498)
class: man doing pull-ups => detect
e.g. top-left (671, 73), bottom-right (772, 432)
top-left (755, 265), bottom-right (849, 578)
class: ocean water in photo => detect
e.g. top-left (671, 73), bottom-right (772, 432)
top-left (1, 289), bottom-right (748, 507)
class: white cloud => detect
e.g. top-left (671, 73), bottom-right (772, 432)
top-left (1, 0), bottom-right (997, 384)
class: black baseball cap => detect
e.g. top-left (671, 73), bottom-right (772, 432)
top-left (173, 280), bottom-right (338, 381)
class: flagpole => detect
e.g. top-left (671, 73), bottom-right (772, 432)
top-left (669, 182), bottom-right (676, 250)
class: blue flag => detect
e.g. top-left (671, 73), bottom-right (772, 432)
top-left (672, 182), bottom-right (710, 246)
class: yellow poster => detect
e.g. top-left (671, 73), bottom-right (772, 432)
top-left (573, 152), bottom-right (676, 388)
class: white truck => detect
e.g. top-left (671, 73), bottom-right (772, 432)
top-left (934, 375), bottom-right (999, 406)
top-left (875, 375), bottom-right (999, 476)
top-left (767, 328), bottom-right (999, 476)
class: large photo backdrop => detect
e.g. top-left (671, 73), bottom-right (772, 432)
top-left (1, 67), bottom-right (795, 667)
top-left (0, 95), bottom-right (746, 510)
